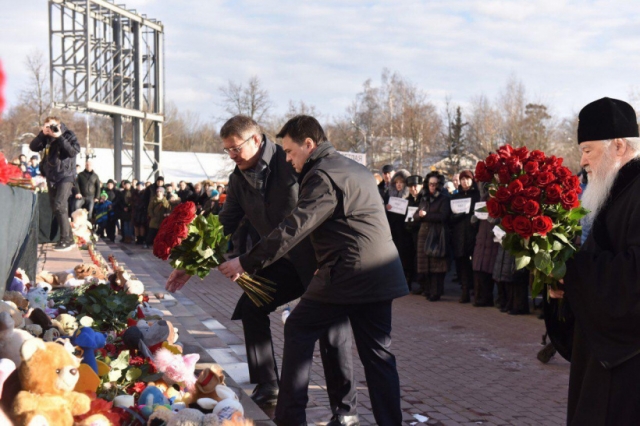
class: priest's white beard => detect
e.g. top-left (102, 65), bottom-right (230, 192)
top-left (581, 148), bottom-right (621, 227)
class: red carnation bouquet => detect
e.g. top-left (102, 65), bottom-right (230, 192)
top-left (475, 145), bottom-right (587, 297)
top-left (153, 202), bottom-right (276, 306)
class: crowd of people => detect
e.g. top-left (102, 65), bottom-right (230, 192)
top-left (378, 165), bottom-right (547, 316)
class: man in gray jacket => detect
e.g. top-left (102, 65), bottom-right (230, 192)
top-left (167, 116), bottom-right (357, 425)
top-left (220, 115), bottom-right (408, 426)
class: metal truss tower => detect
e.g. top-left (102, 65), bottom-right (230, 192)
top-left (49, 0), bottom-right (164, 182)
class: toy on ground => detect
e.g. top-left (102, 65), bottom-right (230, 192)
top-left (26, 287), bottom-right (48, 311)
top-left (74, 263), bottom-right (106, 280)
top-left (71, 208), bottom-right (93, 242)
top-left (70, 327), bottom-right (106, 373)
top-left (3, 291), bottom-right (28, 310)
top-left (12, 338), bottom-right (91, 425)
top-left (153, 348), bottom-right (199, 392)
top-left (192, 365), bottom-right (226, 401)
top-left (0, 301), bottom-right (24, 329)
top-left (52, 313), bottom-right (79, 336)
top-left (0, 312), bottom-right (33, 366)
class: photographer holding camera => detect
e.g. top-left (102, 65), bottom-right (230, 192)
top-left (29, 116), bottom-right (80, 251)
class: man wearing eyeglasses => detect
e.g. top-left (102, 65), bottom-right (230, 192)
top-left (166, 115), bottom-right (358, 425)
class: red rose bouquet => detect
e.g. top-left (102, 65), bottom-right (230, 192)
top-left (475, 145), bottom-right (587, 297)
top-left (153, 202), bottom-right (276, 306)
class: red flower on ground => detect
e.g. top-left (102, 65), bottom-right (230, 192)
top-left (560, 190), bottom-right (580, 210)
top-left (129, 356), bottom-right (145, 366)
top-left (128, 381), bottom-right (147, 395)
top-left (513, 215), bottom-right (533, 239)
top-left (532, 216), bottom-right (554, 236)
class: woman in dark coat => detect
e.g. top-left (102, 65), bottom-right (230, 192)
top-left (471, 182), bottom-right (500, 307)
top-left (406, 175), bottom-right (424, 293)
top-left (386, 169), bottom-right (412, 286)
top-left (414, 172), bottom-right (451, 301)
top-left (493, 245), bottom-right (530, 315)
top-left (131, 182), bottom-right (148, 244)
top-left (449, 170), bottom-right (480, 303)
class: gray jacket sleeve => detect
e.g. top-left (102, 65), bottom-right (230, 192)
top-left (218, 174), bottom-right (245, 236)
top-left (239, 171), bottom-right (336, 274)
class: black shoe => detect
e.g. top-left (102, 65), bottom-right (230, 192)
top-left (537, 343), bottom-right (557, 364)
top-left (53, 240), bottom-right (74, 252)
top-left (327, 414), bottom-right (360, 426)
top-left (250, 383), bottom-right (278, 407)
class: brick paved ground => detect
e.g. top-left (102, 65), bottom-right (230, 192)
top-left (94, 241), bottom-right (569, 426)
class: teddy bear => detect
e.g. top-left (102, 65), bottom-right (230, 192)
top-left (71, 208), bottom-right (93, 242)
top-left (12, 338), bottom-right (91, 426)
top-left (0, 301), bottom-right (24, 329)
top-left (3, 291), bottom-right (28, 311)
top-left (192, 365), bottom-right (227, 402)
top-left (26, 287), bottom-right (48, 311)
top-left (70, 327), bottom-right (106, 373)
top-left (74, 264), bottom-right (106, 280)
top-left (0, 312), bottom-right (34, 367)
top-left (52, 313), bottom-right (79, 337)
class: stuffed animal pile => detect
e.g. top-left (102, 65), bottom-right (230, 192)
top-left (0, 250), bottom-right (252, 425)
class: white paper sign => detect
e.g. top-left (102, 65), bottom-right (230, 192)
top-left (338, 151), bottom-right (367, 166)
top-left (450, 198), bottom-right (472, 214)
top-left (388, 197), bottom-right (409, 215)
top-left (492, 225), bottom-right (506, 243)
top-left (405, 206), bottom-right (418, 222)
top-left (474, 201), bottom-right (488, 220)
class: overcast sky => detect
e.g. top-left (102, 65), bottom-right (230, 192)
top-left (2, 0), bottom-right (639, 124)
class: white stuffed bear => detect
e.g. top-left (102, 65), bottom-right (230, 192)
top-left (71, 208), bottom-right (93, 242)
top-left (0, 312), bottom-right (33, 366)
top-left (27, 288), bottom-right (48, 312)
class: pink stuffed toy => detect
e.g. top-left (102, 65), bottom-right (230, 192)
top-left (153, 348), bottom-right (199, 392)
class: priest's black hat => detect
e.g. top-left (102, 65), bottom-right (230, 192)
top-left (578, 97), bottom-right (639, 143)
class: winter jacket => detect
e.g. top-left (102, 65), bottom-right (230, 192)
top-left (240, 143), bottom-right (409, 304)
top-left (472, 218), bottom-right (500, 274)
top-left (28, 123), bottom-right (80, 185)
top-left (449, 186), bottom-right (480, 258)
top-left (492, 245), bottom-right (516, 283)
top-left (147, 197), bottom-right (171, 229)
top-left (94, 200), bottom-right (112, 226)
top-left (415, 190), bottom-right (451, 274)
top-left (178, 188), bottom-right (194, 203)
top-left (77, 170), bottom-right (101, 199)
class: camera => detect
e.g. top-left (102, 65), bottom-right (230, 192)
top-left (49, 124), bottom-right (59, 133)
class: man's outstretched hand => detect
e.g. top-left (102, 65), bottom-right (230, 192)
top-left (166, 269), bottom-right (192, 293)
top-left (218, 257), bottom-right (245, 282)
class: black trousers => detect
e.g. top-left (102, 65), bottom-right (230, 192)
top-left (275, 298), bottom-right (402, 426)
top-left (47, 181), bottom-right (73, 243)
top-left (455, 256), bottom-right (473, 291)
top-left (233, 259), bottom-right (357, 415)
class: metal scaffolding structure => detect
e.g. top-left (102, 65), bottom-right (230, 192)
top-left (49, 0), bottom-right (164, 182)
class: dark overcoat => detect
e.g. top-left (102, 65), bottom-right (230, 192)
top-left (449, 186), bottom-right (480, 258)
top-left (415, 191), bottom-right (451, 274)
top-left (560, 158), bottom-right (640, 425)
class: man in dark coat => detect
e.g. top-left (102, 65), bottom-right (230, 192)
top-left (378, 164), bottom-right (394, 199)
top-left (219, 115), bottom-right (408, 426)
top-left (76, 160), bottom-right (101, 218)
top-left (550, 97), bottom-right (640, 425)
top-left (29, 116), bottom-right (80, 251)
top-left (166, 116), bottom-right (357, 425)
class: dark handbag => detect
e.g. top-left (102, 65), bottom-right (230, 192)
top-left (424, 225), bottom-right (446, 258)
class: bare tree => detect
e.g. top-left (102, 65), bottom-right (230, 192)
top-left (20, 50), bottom-right (51, 128)
top-left (218, 76), bottom-right (272, 123)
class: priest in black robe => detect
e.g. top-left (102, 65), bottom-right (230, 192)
top-left (551, 97), bottom-right (640, 425)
